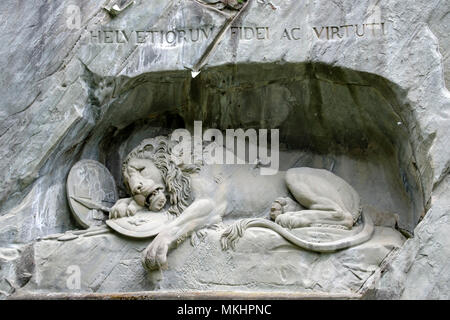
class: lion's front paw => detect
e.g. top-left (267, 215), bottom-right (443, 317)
top-left (109, 199), bottom-right (140, 219)
top-left (126, 202), bottom-right (139, 217)
top-left (270, 197), bottom-right (294, 221)
top-left (109, 201), bottom-right (129, 219)
top-left (142, 234), bottom-right (170, 271)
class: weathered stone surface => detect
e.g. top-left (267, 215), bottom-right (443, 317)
top-left (367, 175), bottom-right (450, 299)
top-left (15, 226), bottom-right (403, 295)
top-left (0, 0), bottom-right (449, 298)
top-left (0, 244), bottom-right (34, 298)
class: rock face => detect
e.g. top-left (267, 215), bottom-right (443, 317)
top-left (15, 226), bottom-right (404, 295)
top-left (368, 175), bottom-right (450, 299)
top-left (0, 0), bottom-right (449, 299)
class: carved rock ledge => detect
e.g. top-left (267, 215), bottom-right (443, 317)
top-left (15, 226), bottom-right (404, 295)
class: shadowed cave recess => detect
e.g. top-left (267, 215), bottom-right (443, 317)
top-left (82, 62), bottom-right (429, 237)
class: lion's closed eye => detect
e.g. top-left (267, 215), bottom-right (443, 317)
top-left (130, 165), bottom-right (145, 173)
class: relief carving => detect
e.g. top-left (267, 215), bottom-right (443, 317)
top-left (67, 135), bottom-right (374, 271)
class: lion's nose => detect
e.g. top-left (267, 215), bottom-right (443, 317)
top-left (133, 182), bottom-right (143, 194)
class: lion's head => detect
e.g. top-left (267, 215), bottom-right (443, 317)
top-left (122, 136), bottom-right (200, 216)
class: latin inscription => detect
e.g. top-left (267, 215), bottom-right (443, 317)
top-left (312, 23), bottom-right (386, 40)
top-left (89, 27), bottom-right (215, 45)
top-left (86, 23), bottom-right (387, 45)
top-left (230, 26), bottom-right (270, 40)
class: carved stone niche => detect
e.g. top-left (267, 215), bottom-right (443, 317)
top-left (16, 62), bottom-right (427, 298)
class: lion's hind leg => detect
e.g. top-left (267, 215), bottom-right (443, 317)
top-left (284, 168), bottom-right (357, 229)
top-left (277, 189), bottom-right (354, 229)
top-left (286, 167), bottom-right (361, 225)
top-left (275, 208), bottom-right (354, 229)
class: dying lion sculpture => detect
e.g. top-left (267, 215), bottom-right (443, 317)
top-left (109, 136), bottom-right (374, 271)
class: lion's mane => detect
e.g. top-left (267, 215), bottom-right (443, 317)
top-left (122, 136), bottom-right (200, 216)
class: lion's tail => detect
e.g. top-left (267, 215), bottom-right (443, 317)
top-left (220, 210), bottom-right (374, 253)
